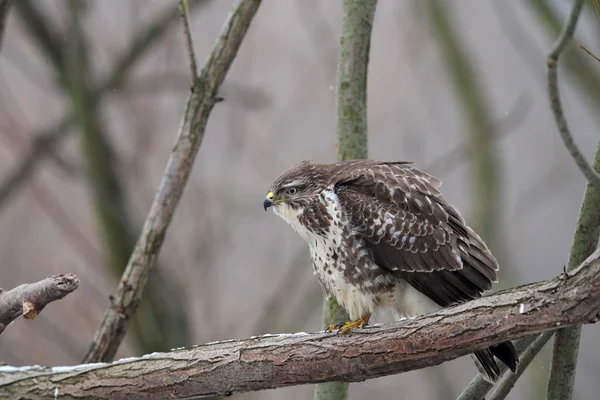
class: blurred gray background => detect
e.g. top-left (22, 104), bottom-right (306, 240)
top-left (0, 1), bottom-right (599, 399)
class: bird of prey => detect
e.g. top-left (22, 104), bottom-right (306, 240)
top-left (263, 159), bottom-right (517, 382)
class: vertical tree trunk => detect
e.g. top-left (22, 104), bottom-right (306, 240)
top-left (315, 1), bottom-right (378, 399)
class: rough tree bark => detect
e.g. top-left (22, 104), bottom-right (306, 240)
top-left (2, 250), bottom-right (599, 399)
top-left (0, 274), bottom-right (79, 335)
top-left (317, 1), bottom-right (377, 399)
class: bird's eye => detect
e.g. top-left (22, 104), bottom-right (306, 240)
top-left (287, 187), bottom-right (298, 195)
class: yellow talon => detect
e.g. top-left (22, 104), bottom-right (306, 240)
top-left (325, 313), bottom-right (371, 334)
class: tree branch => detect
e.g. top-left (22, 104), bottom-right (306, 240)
top-left (2, 250), bottom-right (600, 398)
top-left (82, 0), bottom-right (262, 363)
top-left (179, 0), bottom-right (199, 81)
top-left (320, 1), bottom-right (378, 398)
top-left (98, 0), bottom-right (213, 93)
top-left (546, 0), bottom-right (600, 191)
top-left (0, 274), bottom-right (79, 335)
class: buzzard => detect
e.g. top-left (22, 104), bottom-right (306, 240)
top-left (263, 159), bottom-right (517, 382)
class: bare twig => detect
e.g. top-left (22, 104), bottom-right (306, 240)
top-left (524, 0), bottom-right (600, 109)
top-left (0, 274), bottom-right (79, 335)
top-left (0, 0), bottom-right (13, 50)
top-left (571, 39), bottom-right (600, 63)
top-left (82, 0), bottom-right (262, 363)
top-left (3, 249), bottom-right (600, 398)
top-left (179, 0), bottom-right (199, 81)
top-left (487, 332), bottom-right (554, 400)
top-left (546, 0), bottom-right (600, 191)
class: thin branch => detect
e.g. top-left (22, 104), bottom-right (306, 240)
top-left (3, 249), bottom-right (600, 398)
top-left (98, 0), bottom-right (213, 93)
top-left (546, 0), bottom-right (600, 191)
top-left (0, 274), bottom-right (79, 335)
top-left (525, 0), bottom-right (600, 110)
top-left (0, 0), bottom-right (13, 51)
top-left (82, 0), bottom-right (262, 363)
top-left (488, 332), bottom-right (554, 400)
top-left (571, 38), bottom-right (600, 63)
top-left (179, 0), bottom-right (199, 81)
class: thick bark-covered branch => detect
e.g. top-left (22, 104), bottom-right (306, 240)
top-left (82, 0), bottom-right (262, 363)
top-left (2, 250), bottom-right (600, 399)
top-left (0, 274), bottom-right (79, 335)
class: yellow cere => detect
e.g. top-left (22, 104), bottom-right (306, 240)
top-left (266, 192), bottom-right (275, 200)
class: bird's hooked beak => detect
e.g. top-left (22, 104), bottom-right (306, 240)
top-left (263, 191), bottom-right (275, 211)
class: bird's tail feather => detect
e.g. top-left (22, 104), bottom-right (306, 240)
top-left (472, 341), bottom-right (518, 383)
top-left (490, 341), bottom-right (519, 373)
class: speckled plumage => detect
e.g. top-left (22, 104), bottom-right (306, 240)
top-left (265, 160), bottom-right (517, 382)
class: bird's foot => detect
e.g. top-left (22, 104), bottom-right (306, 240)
top-left (325, 313), bottom-right (371, 334)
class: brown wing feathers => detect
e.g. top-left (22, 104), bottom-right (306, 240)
top-left (333, 161), bottom-right (498, 306)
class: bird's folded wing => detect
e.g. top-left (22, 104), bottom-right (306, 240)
top-left (332, 162), bottom-right (464, 272)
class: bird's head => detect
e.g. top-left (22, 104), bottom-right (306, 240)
top-left (263, 161), bottom-right (329, 221)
